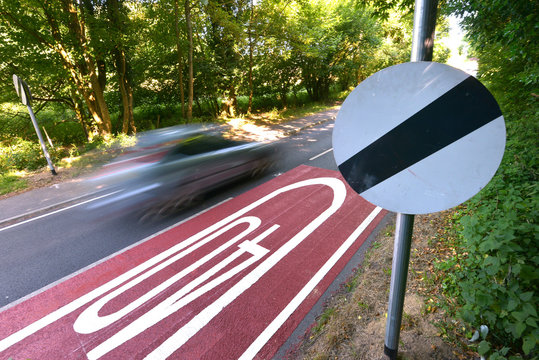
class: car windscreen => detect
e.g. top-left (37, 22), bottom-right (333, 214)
top-left (168, 135), bottom-right (244, 157)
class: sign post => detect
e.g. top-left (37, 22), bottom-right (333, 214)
top-left (332, 2), bottom-right (505, 359)
top-left (385, 0), bottom-right (438, 358)
top-left (12, 74), bottom-right (57, 175)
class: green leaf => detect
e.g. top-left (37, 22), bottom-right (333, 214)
top-left (513, 311), bottom-right (527, 323)
top-left (522, 334), bottom-right (536, 355)
top-left (477, 340), bottom-right (490, 355)
top-left (515, 322), bottom-right (526, 338)
top-left (507, 298), bottom-right (519, 312)
top-left (523, 302), bottom-right (538, 317)
top-left (484, 256), bottom-right (501, 275)
top-left (520, 291), bottom-right (534, 302)
top-left (526, 317), bottom-right (538, 328)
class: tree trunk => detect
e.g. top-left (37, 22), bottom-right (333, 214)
top-left (185, 0), bottom-right (194, 122)
top-left (280, 89), bottom-right (287, 108)
top-left (61, 0), bottom-right (112, 135)
top-left (211, 97), bottom-right (220, 117)
top-left (174, 0), bottom-right (185, 118)
top-left (116, 48), bottom-right (135, 134)
top-left (247, 0), bottom-right (254, 113)
top-left (70, 88), bottom-right (89, 141)
top-left (223, 87), bottom-right (237, 117)
top-left (108, 0), bottom-right (135, 134)
top-left (195, 96), bottom-right (202, 115)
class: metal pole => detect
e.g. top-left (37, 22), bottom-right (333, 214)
top-left (410, 0), bottom-right (439, 62)
top-left (384, 0), bottom-right (438, 358)
top-left (27, 105), bottom-right (57, 175)
top-left (384, 213), bottom-right (414, 359)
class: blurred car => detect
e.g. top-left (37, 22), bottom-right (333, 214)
top-left (87, 124), bottom-right (276, 217)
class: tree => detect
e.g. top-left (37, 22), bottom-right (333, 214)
top-left (184, 0), bottom-right (194, 121)
top-left (206, 0), bottom-right (250, 117)
top-left (0, 7), bottom-right (91, 141)
top-left (446, 0), bottom-right (538, 107)
top-left (173, 0), bottom-right (186, 118)
top-left (0, 0), bottom-right (113, 136)
top-left (107, 0), bottom-right (136, 134)
top-left (285, 0), bottom-right (382, 101)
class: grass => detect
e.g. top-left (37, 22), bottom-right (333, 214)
top-left (313, 307), bottom-right (337, 335)
top-left (0, 99), bottom-right (341, 196)
top-left (0, 172), bottom-right (27, 195)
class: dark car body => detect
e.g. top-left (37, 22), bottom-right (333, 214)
top-left (87, 125), bottom-right (276, 215)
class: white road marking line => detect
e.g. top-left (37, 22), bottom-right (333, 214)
top-left (309, 148), bottom-right (333, 161)
top-left (0, 191), bottom-right (121, 233)
top-left (0, 197), bottom-right (234, 313)
top-left (142, 178), bottom-right (346, 360)
top-left (238, 206), bottom-right (383, 360)
top-left (0, 197), bottom-right (235, 351)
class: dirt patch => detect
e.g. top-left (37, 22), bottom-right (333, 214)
top-left (288, 212), bottom-right (468, 360)
top-left (0, 147), bottom-right (119, 201)
top-left (0, 166), bottom-right (80, 201)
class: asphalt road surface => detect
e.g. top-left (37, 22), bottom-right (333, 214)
top-left (0, 120), bottom-right (390, 359)
top-left (0, 120), bottom-right (337, 308)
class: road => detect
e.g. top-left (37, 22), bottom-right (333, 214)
top-left (0, 120), bottom-right (336, 308)
top-left (0, 119), bottom-right (389, 359)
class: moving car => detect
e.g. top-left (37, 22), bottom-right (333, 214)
top-left (87, 124), bottom-right (276, 217)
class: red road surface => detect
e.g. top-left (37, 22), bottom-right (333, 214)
top-left (0, 165), bottom-right (386, 359)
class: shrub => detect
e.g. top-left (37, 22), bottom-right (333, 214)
top-left (0, 138), bottom-right (46, 171)
top-left (436, 106), bottom-right (538, 358)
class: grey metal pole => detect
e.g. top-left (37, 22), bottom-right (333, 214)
top-left (384, 0), bottom-right (438, 358)
top-left (410, 0), bottom-right (439, 62)
top-left (384, 213), bottom-right (414, 358)
top-left (27, 105), bottom-right (57, 175)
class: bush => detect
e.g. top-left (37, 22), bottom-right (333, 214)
top-left (0, 138), bottom-right (46, 171)
top-left (0, 137), bottom-right (80, 172)
top-left (46, 121), bottom-right (87, 146)
top-left (132, 103), bottom-right (186, 131)
top-left (436, 106), bottom-right (538, 358)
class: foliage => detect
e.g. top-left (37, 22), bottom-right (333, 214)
top-left (0, 0), bottom-right (454, 175)
top-left (433, 2), bottom-right (539, 358)
top-left (434, 108), bottom-right (538, 358)
top-left (0, 0), bottom-right (421, 138)
top-left (0, 136), bottom-right (77, 171)
top-left (0, 102), bottom-right (87, 145)
top-left (445, 0), bottom-right (538, 107)
top-left (0, 137), bottom-right (46, 171)
top-left (0, 172), bottom-right (26, 195)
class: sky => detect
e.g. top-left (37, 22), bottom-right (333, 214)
top-left (443, 15), bottom-right (478, 76)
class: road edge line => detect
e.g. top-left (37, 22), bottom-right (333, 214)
top-left (0, 197), bottom-right (233, 314)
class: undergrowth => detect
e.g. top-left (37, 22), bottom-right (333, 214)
top-left (430, 105), bottom-right (538, 358)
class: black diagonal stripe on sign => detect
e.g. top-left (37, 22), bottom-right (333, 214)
top-left (339, 76), bottom-right (502, 195)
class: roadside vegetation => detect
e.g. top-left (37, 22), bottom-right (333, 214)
top-left (291, 1), bottom-right (538, 359)
top-left (0, 0), bottom-right (536, 359)
top-left (428, 1), bottom-right (538, 358)
top-left (0, 0), bottom-right (448, 194)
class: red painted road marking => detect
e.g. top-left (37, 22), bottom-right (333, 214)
top-left (0, 165), bottom-right (386, 359)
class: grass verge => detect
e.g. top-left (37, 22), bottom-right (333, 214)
top-left (288, 213), bottom-right (470, 360)
top-left (0, 101), bottom-right (340, 197)
top-left (0, 172), bottom-right (27, 196)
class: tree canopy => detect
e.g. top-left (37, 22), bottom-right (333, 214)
top-left (0, 0), bottom-right (426, 142)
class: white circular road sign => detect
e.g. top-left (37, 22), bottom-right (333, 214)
top-left (13, 74), bottom-right (32, 106)
top-left (333, 62), bottom-right (506, 214)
